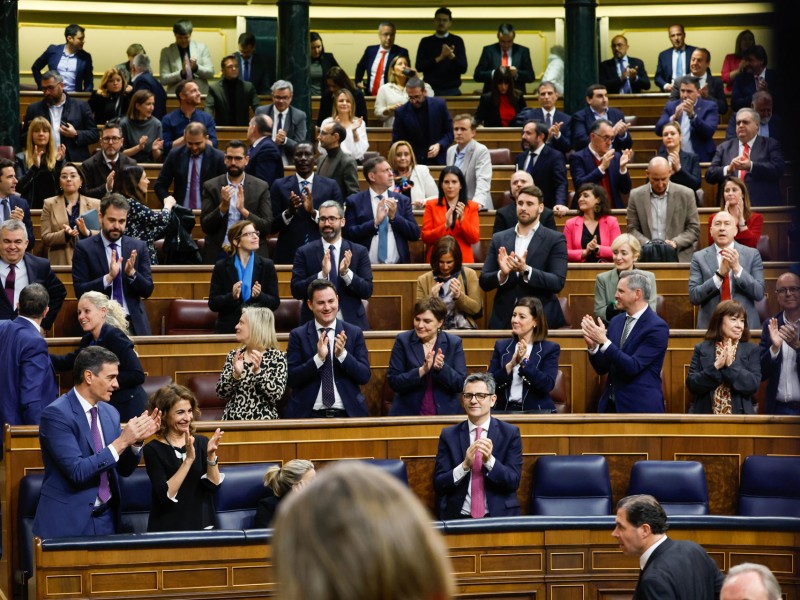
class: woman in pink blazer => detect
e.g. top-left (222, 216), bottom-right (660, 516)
top-left (564, 183), bottom-right (621, 263)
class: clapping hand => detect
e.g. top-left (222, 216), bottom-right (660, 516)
top-left (247, 348), bottom-right (264, 374)
top-left (334, 330), bottom-right (347, 357)
top-left (619, 149), bottom-right (633, 170)
top-left (581, 315), bottom-right (608, 348)
top-left (339, 249), bottom-right (352, 276)
top-left (124, 249), bottom-right (137, 277)
top-left (449, 277), bottom-right (462, 299)
top-left (207, 428), bottom-right (223, 457)
top-left (251, 281), bottom-right (262, 298)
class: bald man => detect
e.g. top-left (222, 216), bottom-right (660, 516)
top-left (493, 170), bottom-right (556, 234)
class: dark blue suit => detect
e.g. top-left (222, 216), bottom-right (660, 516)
top-left (2, 194), bottom-right (36, 249)
top-left (656, 148), bottom-right (701, 191)
top-left (22, 94), bottom-right (99, 162)
top-left (655, 45), bottom-right (697, 91)
top-left (433, 417), bottom-right (522, 520)
top-left (655, 97), bottom-right (719, 162)
top-left (759, 312), bottom-right (800, 415)
top-left (589, 306), bottom-right (669, 413)
top-left (286, 319), bottom-right (371, 418)
top-left (354, 44), bottom-right (410, 90)
top-left (33, 389), bottom-right (141, 538)
top-left (731, 68), bottom-right (782, 113)
top-left (0, 253), bottom-right (66, 331)
top-left (32, 44), bottom-right (94, 91)
top-left (235, 50), bottom-right (273, 94)
top-left (569, 146), bottom-right (633, 209)
top-left (387, 331), bottom-right (467, 416)
top-left (706, 135), bottom-right (785, 207)
top-left (599, 56), bottom-right (651, 93)
top-left (344, 190), bottom-right (419, 264)
top-left (488, 338), bottom-right (560, 412)
top-left (392, 97), bottom-right (454, 166)
top-left (131, 71), bottom-right (167, 120)
top-left (72, 235), bottom-right (154, 335)
top-left (514, 145), bottom-right (568, 207)
top-left (291, 239), bottom-right (373, 330)
top-left (514, 107), bottom-right (572, 154)
top-left (269, 174), bottom-right (342, 265)
top-left (154, 145), bottom-right (226, 208)
top-left (571, 106), bottom-right (632, 151)
top-left (245, 137), bottom-right (284, 185)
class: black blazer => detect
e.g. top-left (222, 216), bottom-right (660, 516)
top-left (488, 338), bottom-right (560, 412)
top-left (513, 144), bottom-right (568, 208)
top-left (154, 145), bottom-right (226, 208)
top-left (207, 253), bottom-right (280, 334)
top-left (598, 56), bottom-right (651, 93)
top-left (22, 95), bottom-right (99, 162)
top-left (513, 107), bottom-right (572, 155)
top-left (656, 148), bottom-right (701, 191)
top-left (473, 43), bottom-right (535, 93)
top-left (235, 51), bottom-right (273, 95)
top-left (81, 151), bottom-right (138, 199)
top-left (0, 253), bottom-right (65, 331)
top-left (132, 71), bottom-right (167, 120)
top-left (474, 93), bottom-right (527, 127)
top-left (492, 203), bottom-right (556, 235)
top-left (636, 537), bottom-right (723, 599)
top-left (253, 490), bottom-right (281, 528)
top-left (686, 340), bottom-right (761, 414)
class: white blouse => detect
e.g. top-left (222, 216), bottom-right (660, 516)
top-left (374, 81), bottom-right (435, 128)
top-left (317, 117), bottom-right (369, 161)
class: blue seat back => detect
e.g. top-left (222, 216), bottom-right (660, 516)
top-left (627, 460), bottom-right (709, 515)
top-left (17, 474), bottom-right (45, 579)
top-left (738, 455), bottom-right (800, 517)
top-left (214, 463), bottom-right (276, 529)
top-left (531, 455), bottom-right (612, 516)
top-left (359, 459), bottom-right (408, 485)
top-left (118, 468), bottom-right (153, 533)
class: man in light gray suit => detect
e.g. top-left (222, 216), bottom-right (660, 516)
top-left (626, 156), bottom-right (700, 262)
top-left (159, 20), bottom-right (214, 94)
top-left (689, 211), bottom-right (765, 329)
top-left (255, 80), bottom-right (308, 166)
top-left (445, 114), bottom-right (493, 209)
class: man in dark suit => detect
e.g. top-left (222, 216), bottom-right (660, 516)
top-left (571, 84), bottom-right (632, 152)
top-left (760, 272), bottom-right (800, 415)
top-left (33, 346), bottom-right (160, 538)
top-left (317, 121), bottom-right (360, 199)
top-left (129, 53), bottom-right (167, 120)
top-left (668, 48), bottom-right (727, 114)
top-left (0, 219), bottom-right (65, 330)
top-left (155, 122), bottom-right (226, 209)
top-left (613, 494), bottom-right (723, 599)
top-left (391, 78), bottom-right (454, 166)
top-left (286, 279), bottom-right (371, 418)
top-left (706, 108), bottom-right (785, 207)
top-left (255, 81), bottom-right (308, 166)
top-left (32, 24), bottom-right (93, 92)
top-left (492, 171), bottom-right (556, 234)
top-left (654, 24), bottom-right (697, 92)
top-left (81, 122), bottom-right (138, 198)
top-left (291, 201), bottom-right (373, 330)
top-left (344, 156), bottom-right (420, 264)
top-left (515, 120), bottom-right (568, 211)
top-left (0, 158), bottom-right (36, 247)
top-left (599, 35), bottom-right (651, 94)
top-left (570, 119), bottom-right (634, 209)
top-left (235, 32), bottom-right (272, 94)
top-left (480, 185), bottom-right (567, 330)
top-left (473, 23), bottom-right (535, 93)
top-left (245, 114), bottom-right (284, 186)
top-left (354, 21), bottom-right (410, 95)
top-left (514, 81), bottom-right (572, 155)
top-left (270, 142), bottom-right (342, 265)
top-left (433, 372), bottom-right (522, 520)
top-left (200, 140), bottom-right (273, 263)
top-left (22, 71), bottom-right (99, 162)
top-left (582, 269), bottom-right (669, 413)
top-left (656, 76), bottom-right (720, 162)
top-left (72, 195), bottom-right (154, 335)
top-left (731, 45), bottom-right (782, 114)
top-left (0, 284), bottom-right (59, 450)
top-left (725, 91), bottom-right (784, 147)
top-left (205, 55), bottom-right (260, 127)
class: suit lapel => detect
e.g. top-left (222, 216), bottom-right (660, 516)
top-left (68, 390), bottom-right (96, 452)
top-left (458, 421), bottom-right (470, 459)
top-left (704, 245), bottom-right (719, 275)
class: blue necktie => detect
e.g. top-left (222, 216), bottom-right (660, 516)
top-left (675, 50), bottom-right (684, 78)
top-left (243, 59), bottom-right (250, 82)
top-left (376, 195), bottom-right (388, 263)
top-left (1, 198), bottom-right (10, 221)
top-left (328, 244), bottom-right (338, 286)
top-left (109, 243), bottom-right (124, 306)
top-left (619, 59), bottom-right (632, 94)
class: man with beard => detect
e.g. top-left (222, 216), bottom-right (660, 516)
top-left (22, 70), bottom-right (98, 162)
top-left (514, 119), bottom-right (568, 213)
top-left (599, 35), bottom-right (651, 94)
top-left (480, 185), bottom-right (567, 329)
top-left (270, 142), bottom-right (342, 265)
top-left (760, 272), bottom-right (800, 415)
top-left (201, 140), bottom-right (272, 264)
top-left (0, 159), bottom-right (36, 248)
top-left (317, 121), bottom-right (360, 199)
top-left (291, 200), bottom-right (373, 330)
top-left (492, 170), bottom-right (556, 234)
top-left (161, 80), bottom-right (218, 155)
top-left (81, 122), bottom-right (138, 198)
top-left (205, 55), bottom-right (260, 127)
top-left (72, 194), bottom-right (154, 335)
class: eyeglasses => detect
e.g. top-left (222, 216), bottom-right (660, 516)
top-left (319, 216), bottom-right (341, 224)
top-left (593, 134), bottom-right (615, 142)
top-left (461, 392), bottom-right (492, 401)
top-left (272, 94), bottom-right (291, 101)
top-left (101, 136), bottom-right (122, 143)
top-left (776, 286), bottom-right (800, 295)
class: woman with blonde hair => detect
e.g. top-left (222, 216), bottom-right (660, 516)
top-left (318, 88), bottom-right (369, 161)
top-left (89, 67), bottom-right (130, 123)
top-left (374, 56), bottom-right (434, 128)
top-left (594, 233), bottom-right (658, 324)
top-left (40, 163), bottom-right (101, 265)
top-left (254, 459), bottom-right (316, 527)
top-left (387, 140), bottom-right (438, 208)
top-left (120, 89), bottom-right (164, 163)
top-left (14, 116), bottom-right (65, 208)
top-left (216, 306), bottom-right (287, 420)
top-left (50, 291), bottom-right (147, 421)
top-left (316, 66), bottom-right (367, 127)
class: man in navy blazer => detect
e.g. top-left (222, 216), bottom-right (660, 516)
top-left (235, 32), bottom-right (273, 94)
top-left (344, 156), bottom-right (420, 264)
top-left (493, 171), bottom-right (557, 234)
top-left (32, 24), bottom-right (93, 92)
top-left (33, 346), bottom-right (160, 538)
top-left (245, 114), bottom-right (284, 185)
top-left (654, 24), bottom-right (697, 91)
top-left (473, 23), bottom-right (535, 94)
top-left (254, 81), bottom-right (308, 165)
top-left (571, 84), bottom-right (632, 152)
top-left (582, 270), bottom-right (669, 413)
top-left (599, 35), bottom-right (651, 94)
top-left (706, 108), bottom-right (784, 207)
top-left (0, 158), bottom-right (36, 248)
top-left (286, 279), bottom-right (371, 418)
top-left (760, 272), bottom-right (800, 415)
top-left (130, 54), bottom-right (167, 120)
top-left (270, 143), bottom-right (342, 265)
top-left (433, 372), bottom-right (522, 520)
top-left (515, 120), bottom-right (568, 211)
top-left (72, 195), bottom-right (154, 336)
top-left (668, 48), bottom-right (727, 115)
top-left (391, 78), bottom-right (454, 166)
top-left (513, 82), bottom-right (572, 155)
top-left (354, 22), bottom-right (410, 94)
top-left (570, 119), bottom-right (633, 209)
top-left (731, 45), bottom-right (782, 114)
top-left (291, 201), bottom-right (373, 330)
top-left (655, 76), bottom-right (720, 162)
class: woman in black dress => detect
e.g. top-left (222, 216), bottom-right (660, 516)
top-left (119, 164), bottom-right (175, 264)
top-left (254, 459), bottom-right (315, 528)
top-left (14, 116), bottom-right (64, 209)
top-left (144, 384), bottom-right (224, 532)
top-left (474, 66), bottom-right (527, 127)
top-left (88, 67), bottom-right (130, 124)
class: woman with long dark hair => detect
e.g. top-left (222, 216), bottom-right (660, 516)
top-left (120, 90), bottom-right (164, 163)
top-left (421, 166), bottom-right (480, 262)
top-left (118, 164), bottom-right (174, 264)
top-left (563, 183), bottom-right (621, 263)
top-left (309, 32), bottom-right (339, 96)
top-left (474, 66), bottom-right (526, 127)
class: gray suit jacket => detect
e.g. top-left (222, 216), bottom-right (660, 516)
top-left (688, 242), bottom-right (765, 329)
top-left (445, 139), bottom-right (493, 209)
top-left (254, 104), bottom-right (308, 162)
top-left (159, 40), bottom-right (214, 93)
top-left (626, 182), bottom-right (700, 262)
top-left (317, 149), bottom-right (360, 199)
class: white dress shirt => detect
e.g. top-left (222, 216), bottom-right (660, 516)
top-left (368, 189), bottom-right (400, 264)
top-left (311, 319), bottom-right (348, 410)
top-left (452, 416), bottom-right (496, 516)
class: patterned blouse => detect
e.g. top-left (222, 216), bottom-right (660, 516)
top-left (216, 347), bottom-right (287, 420)
top-left (125, 197), bottom-right (171, 265)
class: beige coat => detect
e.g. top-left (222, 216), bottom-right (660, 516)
top-left (416, 267), bottom-right (482, 329)
top-left (40, 195), bottom-right (101, 265)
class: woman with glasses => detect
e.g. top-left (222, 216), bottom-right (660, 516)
top-left (208, 220), bottom-right (280, 334)
top-left (387, 297), bottom-right (467, 416)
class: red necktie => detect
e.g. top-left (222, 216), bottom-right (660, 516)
top-left (470, 426), bottom-right (486, 518)
top-left (371, 50), bottom-right (387, 96)
top-left (739, 142), bottom-right (750, 180)
top-left (721, 269), bottom-right (732, 301)
top-left (593, 155), bottom-right (614, 204)
top-left (502, 50), bottom-right (509, 67)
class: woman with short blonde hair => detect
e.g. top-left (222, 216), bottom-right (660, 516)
top-left (254, 459), bottom-right (316, 527)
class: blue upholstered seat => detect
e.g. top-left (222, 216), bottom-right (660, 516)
top-left (738, 455), bottom-right (800, 517)
top-left (118, 468), bottom-right (153, 533)
top-left (214, 463), bottom-right (277, 529)
top-left (530, 455), bottom-right (612, 516)
top-left (627, 460), bottom-right (709, 515)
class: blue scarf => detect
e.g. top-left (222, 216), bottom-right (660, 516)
top-left (235, 252), bottom-right (255, 302)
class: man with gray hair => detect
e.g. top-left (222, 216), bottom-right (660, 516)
top-left (354, 21), bottom-right (410, 94)
top-left (129, 53), bottom-right (167, 119)
top-left (721, 563), bottom-right (781, 600)
top-left (582, 269), bottom-right (669, 413)
top-left (255, 80), bottom-right (308, 165)
top-left (159, 19), bottom-right (214, 93)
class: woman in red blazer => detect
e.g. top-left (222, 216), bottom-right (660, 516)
top-left (421, 166), bottom-right (480, 262)
top-left (564, 183), bottom-right (621, 263)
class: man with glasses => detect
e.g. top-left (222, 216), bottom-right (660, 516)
top-left (760, 272), bottom-right (800, 415)
top-left (291, 200), bottom-right (373, 330)
top-left (570, 118), bottom-right (633, 209)
top-left (392, 77), bottom-right (453, 166)
top-left (255, 81), bottom-right (308, 166)
top-left (433, 372), bottom-right (522, 519)
top-left (82, 122), bottom-right (137, 198)
top-left (317, 122), bottom-right (360, 199)
top-left (200, 140), bottom-right (272, 264)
